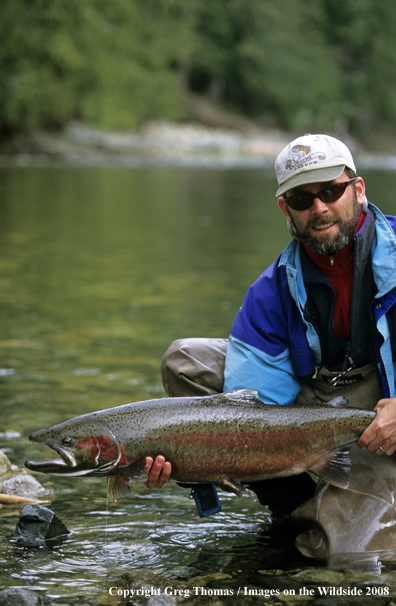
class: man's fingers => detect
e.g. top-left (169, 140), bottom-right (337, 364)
top-left (144, 456), bottom-right (154, 472)
top-left (357, 398), bottom-right (396, 456)
top-left (374, 442), bottom-right (396, 456)
top-left (145, 455), bottom-right (172, 488)
top-left (157, 461), bottom-right (172, 488)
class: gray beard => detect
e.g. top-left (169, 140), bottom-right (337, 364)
top-left (289, 199), bottom-right (361, 256)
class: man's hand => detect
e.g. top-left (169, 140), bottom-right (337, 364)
top-left (357, 398), bottom-right (396, 456)
top-left (144, 455), bottom-right (172, 488)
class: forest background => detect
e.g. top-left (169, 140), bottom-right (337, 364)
top-left (1, 0), bottom-right (396, 150)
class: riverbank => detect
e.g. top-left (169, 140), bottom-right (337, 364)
top-left (0, 117), bottom-right (395, 169)
top-left (0, 120), bottom-right (291, 167)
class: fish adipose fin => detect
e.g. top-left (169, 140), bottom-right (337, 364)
top-left (217, 479), bottom-right (257, 500)
top-left (325, 396), bottom-right (349, 408)
top-left (107, 476), bottom-right (131, 502)
top-left (292, 396), bottom-right (349, 408)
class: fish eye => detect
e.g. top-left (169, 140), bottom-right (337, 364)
top-left (62, 437), bottom-right (72, 446)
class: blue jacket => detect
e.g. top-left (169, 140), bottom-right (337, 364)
top-left (224, 203), bottom-right (396, 404)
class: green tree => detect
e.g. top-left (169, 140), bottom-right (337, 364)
top-left (0, 0), bottom-right (187, 132)
top-left (183, 0), bottom-right (341, 131)
top-left (2, 0), bottom-right (396, 137)
top-left (321, 0), bottom-right (396, 136)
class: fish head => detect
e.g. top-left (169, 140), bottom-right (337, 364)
top-left (25, 417), bottom-right (127, 477)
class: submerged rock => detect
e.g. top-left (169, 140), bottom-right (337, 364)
top-left (0, 450), bottom-right (14, 475)
top-left (0, 450), bottom-right (47, 500)
top-left (16, 504), bottom-right (70, 545)
top-left (0, 588), bottom-right (51, 605)
top-left (0, 473), bottom-right (47, 497)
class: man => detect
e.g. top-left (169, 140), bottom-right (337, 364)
top-left (145, 134), bottom-right (396, 560)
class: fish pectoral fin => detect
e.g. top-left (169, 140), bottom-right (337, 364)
top-left (217, 479), bottom-right (258, 500)
top-left (309, 448), bottom-right (351, 488)
top-left (107, 476), bottom-right (131, 502)
top-left (119, 457), bottom-right (149, 484)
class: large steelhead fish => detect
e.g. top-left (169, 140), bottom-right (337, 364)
top-left (25, 390), bottom-right (379, 504)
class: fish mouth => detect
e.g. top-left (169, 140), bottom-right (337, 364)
top-left (25, 429), bottom-right (123, 477)
top-left (25, 435), bottom-right (91, 477)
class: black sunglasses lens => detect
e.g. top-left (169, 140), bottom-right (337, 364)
top-left (319, 183), bottom-right (347, 203)
top-left (285, 179), bottom-right (354, 211)
top-left (286, 194), bottom-right (313, 211)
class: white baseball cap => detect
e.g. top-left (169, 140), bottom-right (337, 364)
top-left (275, 134), bottom-right (356, 197)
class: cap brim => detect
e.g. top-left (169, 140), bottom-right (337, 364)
top-left (276, 165), bottom-right (345, 197)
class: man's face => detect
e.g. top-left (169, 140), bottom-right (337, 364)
top-left (277, 173), bottom-right (366, 256)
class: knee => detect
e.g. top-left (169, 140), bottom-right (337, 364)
top-left (160, 338), bottom-right (228, 397)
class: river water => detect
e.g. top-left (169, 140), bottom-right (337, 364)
top-left (1, 163), bottom-right (396, 604)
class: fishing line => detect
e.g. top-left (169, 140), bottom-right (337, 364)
top-left (104, 478), bottom-right (110, 547)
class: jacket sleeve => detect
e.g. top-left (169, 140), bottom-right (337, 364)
top-left (223, 336), bottom-right (302, 405)
top-left (223, 256), bottom-right (311, 405)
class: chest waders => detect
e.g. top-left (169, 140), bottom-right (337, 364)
top-left (292, 363), bottom-right (396, 563)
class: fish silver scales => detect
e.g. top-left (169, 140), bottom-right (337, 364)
top-left (25, 390), bottom-right (377, 503)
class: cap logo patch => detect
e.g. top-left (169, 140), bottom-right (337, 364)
top-left (285, 144), bottom-right (326, 171)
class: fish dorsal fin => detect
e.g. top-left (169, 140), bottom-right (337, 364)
top-left (107, 476), bottom-right (131, 502)
top-left (225, 389), bottom-right (262, 404)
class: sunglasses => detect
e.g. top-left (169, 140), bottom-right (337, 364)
top-left (283, 177), bottom-right (357, 211)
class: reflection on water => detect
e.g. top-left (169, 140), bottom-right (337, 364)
top-left (1, 165), bottom-right (396, 603)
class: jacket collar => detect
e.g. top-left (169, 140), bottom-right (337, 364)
top-left (279, 202), bottom-right (396, 299)
top-left (369, 203), bottom-right (396, 298)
